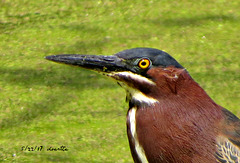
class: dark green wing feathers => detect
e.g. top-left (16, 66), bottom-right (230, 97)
top-left (216, 109), bottom-right (240, 163)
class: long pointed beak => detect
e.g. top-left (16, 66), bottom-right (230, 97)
top-left (45, 54), bottom-right (126, 73)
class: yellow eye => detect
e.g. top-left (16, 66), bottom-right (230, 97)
top-left (138, 58), bottom-right (151, 69)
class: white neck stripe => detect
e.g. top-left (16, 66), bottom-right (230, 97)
top-left (129, 107), bottom-right (149, 163)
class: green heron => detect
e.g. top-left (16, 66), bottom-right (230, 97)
top-left (46, 48), bottom-right (240, 163)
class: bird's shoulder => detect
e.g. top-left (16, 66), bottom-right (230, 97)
top-left (216, 108), bottom-right (240, 163)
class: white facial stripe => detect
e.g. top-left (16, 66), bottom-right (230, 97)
top-left (117, 81), bottom-right (158, 105)
top-left (108, 71), bottom-right (156, 86)
top-left (106, 71), bottom-right (158, 105)
top-left (131, 89), bottom-right (158, 105)
top-left (129, 107), bottom-right (149, 163)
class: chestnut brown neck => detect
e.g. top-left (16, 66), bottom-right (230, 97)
top-left (128, 67), bottom-right (224, 162)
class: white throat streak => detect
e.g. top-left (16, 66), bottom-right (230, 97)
top-left (129, 107), bottom-right (149, 163)
top-left (129, 89), bottom-right (158, 106)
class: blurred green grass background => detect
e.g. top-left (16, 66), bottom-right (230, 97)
top-left (0, 0), bottom-right (239, 162)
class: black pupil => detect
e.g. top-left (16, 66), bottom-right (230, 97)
top-left (141, 61), bottom-right (147, 66)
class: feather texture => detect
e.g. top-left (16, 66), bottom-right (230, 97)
top-left (125, 67), bottom-right (240, 162)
